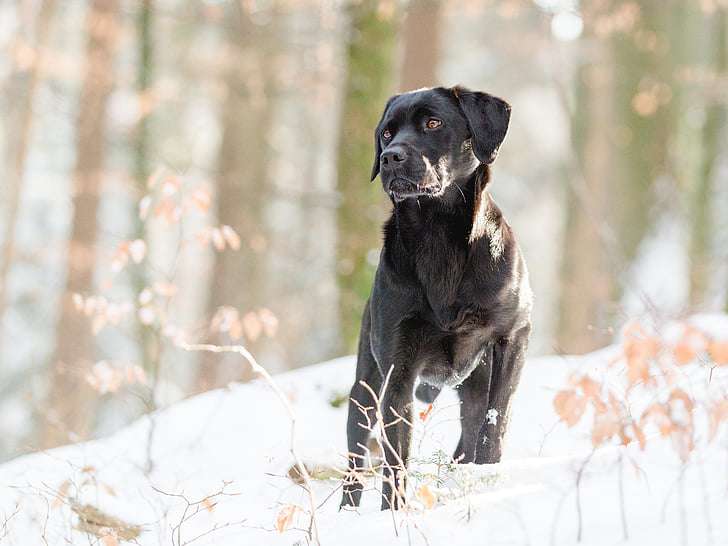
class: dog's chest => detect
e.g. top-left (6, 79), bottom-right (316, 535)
top-left (413, 237), bottom-right (481, 330)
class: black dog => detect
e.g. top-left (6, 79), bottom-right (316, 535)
top-left (340, 86), bottom-right (532, 510)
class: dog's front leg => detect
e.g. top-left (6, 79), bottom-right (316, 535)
top-left (341, 302), bottom-right (384, 508)
top-left (478, 325), bottom-right (530, 464)
top-left (378, 364), bottom-right (416, 511)
top-left (453, 345), bottom-right (493, 463)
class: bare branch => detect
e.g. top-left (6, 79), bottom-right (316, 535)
top-left (177, 342), bottom-right (320, 545)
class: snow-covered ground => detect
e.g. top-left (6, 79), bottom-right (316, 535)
top-left (2, 316), bottom-right (728, 546)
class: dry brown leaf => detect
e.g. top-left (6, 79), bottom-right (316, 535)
top-left (190, 188), bottom-right (211, 213)
top-left (416, 484), bottom-right (437, 509)
top-left (101, 532), bottom-right (119, 546)
top-left (668, 388), bottom-right (694, 412)
top-left (211, 228), bottom-right (225, 251)
top-left (642, 403), bottom-right (674, 437)
top-left (229, 318), bottom-right (243, 340)
top-left (623, 323), bottom-right (661, 360)
top-left (708, 400), bottom-right (728, 440)
top-left (101, 483), bottom-right (117, 497)
top-left (138, 195), bottom-right (152, 220)
top-left (673, 341), bottom-right (697, 365)
top-left (632, 422), bottom-right (647, 450)
top-left (591, 411), bottom-right (620, 447)
top-left (625, 351), bottom-right (651, 386)
top-left (258, 308), bottom-right (279, 337)
top-left (72, 502), bottom-right (141, 541)
top-left (553, 389), bottom-right (586, 427)
top-left (419, 403), bottom-right (434, 422)
top-left (242, 311), bottom-right (262, 341)
top-left (708, 340), bottom-right (728, 366)
top-left (53, 480), bottom-right (72, 509)
top-left (275, 505), bottom-right (299, 533)
top-left (221, 225), bottom-right (241, 251)
top-left (673, 326), bottom-right (707, 365)
top-left (578, 376), bottom-right (601, 400)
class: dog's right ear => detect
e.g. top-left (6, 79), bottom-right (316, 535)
top-left (452, 86), bottom-right (511, 165)
top-left (370, 95), bottom-right (399, 181)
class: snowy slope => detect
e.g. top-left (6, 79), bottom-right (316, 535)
top-left (2, 316), bottom-right (728, 546)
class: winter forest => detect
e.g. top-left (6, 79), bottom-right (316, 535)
top-left (1, 0), bottom-right (728, 545)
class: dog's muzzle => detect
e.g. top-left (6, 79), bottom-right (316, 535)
top-left (387, 178), bottom-right (442, 202)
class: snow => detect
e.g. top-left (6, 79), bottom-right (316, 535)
top-left (2, 317), bottom-right (728, 545)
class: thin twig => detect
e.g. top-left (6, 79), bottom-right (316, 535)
top-left (177, 342), bottom-right (320, 545)
top-left (618, 451), bottom-right (629, 541)
top-left (575, 450), bottom-right (596, 542)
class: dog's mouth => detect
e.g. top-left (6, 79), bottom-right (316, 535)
top-left (387, 178), bottom-right (443, 202)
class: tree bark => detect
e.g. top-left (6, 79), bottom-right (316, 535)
top-left (558, 2), bottom-right (685, 353)
top-left (132, 0), bottom-right (160, 393)
top-left (195, 3), bottom-right (278, 391)
top-left (610, 3), bottom-right (679, 265)
top-left (41, 0), bottom-right (120, 449)
top-left (0, 0), bottom-right (56, 333)
top-left (399, 0), bottom-right (442, 91)
top-left (689, 10), bottom-right (726, 309)
top-left (557, 32), bottom-right (616, 354)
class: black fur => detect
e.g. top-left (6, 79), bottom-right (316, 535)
top-left (341, 86), bottom-right (532, 510)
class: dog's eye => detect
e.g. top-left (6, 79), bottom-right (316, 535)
top-left (426, 118), bottom-right (442, 130)
top-left (382, 128), bottom-right (392, 140)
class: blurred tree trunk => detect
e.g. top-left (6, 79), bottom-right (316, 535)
top-left (41, 0), bottom-right (120, 448)
top-left (558, 2), bottom-right (683, 353)
top-left (0, 0), bottom-right (56, 332)
top-left (258, 1), bottom-right (346, 370)
top-left (610, 3), bottom-right (680, 265)
top-left (336, 1), bottom-right (398, 351)
top-left (399, 0), bottom-right (442, 90)
top-left (557, 33), bottom-right (616, 354)
top-left (132, 0), bottom-right (160, 398)
top-left (195, 3), bottom-right (277, 391)
top-left (689, 10), bottom-right (726, 308)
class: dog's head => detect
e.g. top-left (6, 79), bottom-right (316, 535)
top-left (370, 86), bottom-right (511, 202)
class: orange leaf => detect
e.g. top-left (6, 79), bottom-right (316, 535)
top-left (618, 426), bottom-right (630, 446)
top-left (242, 311), bottom-right (262, 341)
top-left (416, 484), bottom-right (437, 509)
top-left (623, 323), bottom-right (661, 359)
top-left (642, 403), bottom-right (674, 437)
top-left (578, 376), bottom-right (601, 400)
top-left (553, 389), bottom-right (586, 427)
top-left (673, 341), bottom-right (697, 365)
top-left (211, 228), bottom-right (225, 251)
top-left (419, 403), bottom-right (434, 422)
top-left (591, 411), bottom-right (620, 447)
top-left (673, 325), bottom-right (707, 365)
top-left (708, 340), bottom-right (728, 366)
top-left (632, 422), bottom-right (647, 450)
top-left (52, 480), bottom-right (71, 509)
top-left (622, 323), bottom-right (662, 386)
top-left (275, 505), bottom-right (299, 533)
top-left (221, 225), bottom-right (241, 251)
top-left (101, 533), bottom-right (119, 546)
top-left (258, 307), bottom-right (279, 337)
top-left (668, 388), bottom-right (694, 412)
top-left (190, 188), bottom-right (211, 212)
top-left (708, 400), bottom-right (728, 440)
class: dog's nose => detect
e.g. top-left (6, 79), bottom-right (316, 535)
top-left (381, 146), bottom-right (408, 167)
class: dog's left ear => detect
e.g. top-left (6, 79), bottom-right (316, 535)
top-left (452, 86), bottom-right (511, 165)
